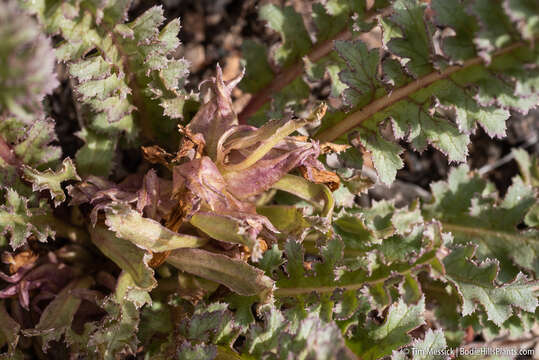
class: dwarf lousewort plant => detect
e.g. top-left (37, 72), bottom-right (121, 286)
top-left (0, 0), bottom-right (538, 358)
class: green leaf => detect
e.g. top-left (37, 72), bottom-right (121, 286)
top-left (385, 0), bottom-right (434, 77)
top-left (434, 80), bottom-right (510, 137)
top-left (431, 0), bottom-right (478, 62)
top-left (275, 223), bottom-right (443, 298)
top-left (257, 205), bottom-right (311, 238)
top-left (361, 200), bottom-right (397, 240)
top-left (525, 203), bottom-right (539, 227)
top-left (244, 304), bottom-right (286, 357)
top-left (513, 147), bottom-right (539, 187)
top-left (470, 0), bottom-right (517, 58)
top-left (335, 40), bottom-right (383, 108)
top-left (22, 158), bottom-right (80, 207)
top-left (316, 0), bottom-right (539, 187)
top-left (391, 202), bottom-right (423, 235)
top-left (28, 2), bottom-right (190, 163)
top-left (347, 297), bottom-right (425, 360)
top-left (444, 245), bottom-right (538, 326)
top-left (423, 165), bottom-right (539, 280)
top-left (390, 101), bottom-right (470, 161)
top-left (420, 275), bottom-right (461, 333)
top-left (239, 40), bottom-right (274, 94)
top-left (259, 5), bottom-right (312, 68)
top-left (396, 329), bottom-right (447, 359)
top-left (357, 131), bottom-right (403, 186)
top-left (243, 303), bottom-right (355, 359)
top-left (333, 211), bottom-right (376, 251)
top-left (275, 314), bottom-right (354, 360)
top-left (114, 272), bottom-right (152, 309)
top-left (272, 174), bottom-right (334, 219)
top-left (178, 343), bottom-right (217, 360)
top-left (316, 0), bottom-right (372, 37)
top-left (138, 300), bottom-right (173, 352)
top-left (257, 244), bottom-right (285, 278)
top-left (75, 128), bottom-right (118, 178)
top-left (378, 226), bottom-right (425, 264)
top-left (189, 212), bottom-right (263, 260)
top-left (179, 302), bottom-right (239, 346)
top-left (167, 249), bottom-right (274, 297)
top-left (105, 203), bottom-right (207, 252)
top-left (10, 115), bottom-right (61, 169)
top-left (400, 274), bottom-right (422, 304)
top-left (504, 0), bottom-right (539, 41)
top-left (238, 0), bottom-right (386, 123)
top-left (90, 224), bottom-right (156, 290)
top-left (0, 189), bottom-right (54, 249)
top-left (84, 272), bottom-right (145, 359)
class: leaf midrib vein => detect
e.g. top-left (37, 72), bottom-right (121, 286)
top-left (316, 38), bottom-right (536, 142)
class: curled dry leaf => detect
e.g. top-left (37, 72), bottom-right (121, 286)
top-left (141, 145), bottom-right (174, 168)
top-left (1, 250), bottom-right (38, 274)
top-left (319, 142), bottom-right (351, 154)
top-left (166, 65), bottom-right (334, 259)
top-left (299, 166), bottom-right (341, 191)
top-left (175, 125), bottom-right (205, 161)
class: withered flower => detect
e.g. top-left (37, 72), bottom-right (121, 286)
top-left (169, 65), bottom-right (330, 260)
top-left (70, 65), bottom-right (335, 298)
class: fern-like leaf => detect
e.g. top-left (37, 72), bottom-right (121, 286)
top-left (316, 0), bottom-right (539, 185)
top-left (444, 245), bottom-right (537, 327)
top-left (423, 164), bottom-right (538, 281)
top-left (238, 1), bottom-right (388, 123)
top-left (22, 0), bottom-right (191, 176)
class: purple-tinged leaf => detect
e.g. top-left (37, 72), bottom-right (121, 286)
top-left (187, 65), bottom-right (241, 159)
top-left (23, 276), bottom-right (94, 351)
top-left (137, 169), bottom-right (160, 220)
top-left (222, 140), bottom-right (324, 201)
top-left (218, 104), bottom-right (326, 172)
top-left (173, 156), bottom-right (250, 214)
top-left (0, 301), bottom-right (19, 357)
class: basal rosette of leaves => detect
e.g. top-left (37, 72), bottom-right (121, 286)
top-left (0, 0), bottom-right (537, 358)
top-left (67, 64), bottom-right (336, 299)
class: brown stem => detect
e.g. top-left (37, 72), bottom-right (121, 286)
top-left (238, 29), bottom-right (352, 123)
top-left (315, 40), bottom-right (528, 142)
top-left (237, 6), bottom-right (391, 124)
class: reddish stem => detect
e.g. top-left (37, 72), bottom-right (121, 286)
top-left (238, 29), bottom-right (352, 124)
top-left (315, 40), bottom-right (528, 142)
top-left (0, 136), bottom-right (20, 167)
top-left (237, 6), bottom-right (391, 124)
